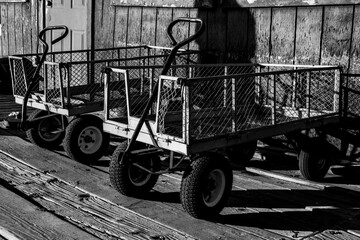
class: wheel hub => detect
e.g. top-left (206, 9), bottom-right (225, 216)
top-left (78, 126), bottom-right (103, 154)
top-left (203, 169), bottom-right (226, 207)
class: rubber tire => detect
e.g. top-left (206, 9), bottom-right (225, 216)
top-left (180, 153), bottom-right (233, 219)
top-left (63, 115), bottom-right (110, 164)
top-left (109, 141), bottom-right (160, 197)
top-left (226, 141), bottom-right (257, 166)
top-left (298, 138), bottom-right (334, 181)
top-left (26, 109), bottom-right (66, 149)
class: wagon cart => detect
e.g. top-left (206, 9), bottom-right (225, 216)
top-left (103, 36), bottom-right (353, 219)
top-left (7, 22), bottom-right (201, 164)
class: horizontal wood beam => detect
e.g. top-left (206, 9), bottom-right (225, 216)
top-left (111, 0), bottom-right (360, 8)
top-left (0, 0), bottom-right (28, 2)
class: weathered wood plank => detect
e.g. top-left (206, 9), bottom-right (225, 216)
top-left (226, 8), bottom-right (249, 63)
top-left (113, 6), bottom-right (128, 47)
top-left (127, 7), bottom-right (142, 45)
top-left (349, 5), bottom-right (360, 73)
top-left (94, 0), bottom-right (115, 48)
top-left (31, 0), bottom-right (38, 54)
top-left (155, 7), bottom-right (173, 47)
top-left (110, 0), bottom-right (215, 8)
top-left (0, 3), bottom-right (6, 57)
top-left (321, 5), bottom-right (353, 68)
top-left (295, 6), bottom-right (323, 65)
top-left (0, 152), bottom-right (197, 240)
top-left (270, 7), bottom-right (297, 64)
top-left (141, 7), bottom-right (157, 46)
top-left (14, 3), bottom-right (23, 54)
top-left (221, 0), bottom-right (360, 8)
top-left (248, 8), bottom-right (271, 63)
top-left (172, 8), bottom-right (190, 48)
top-left (22, 2), bottom-right (32, 54)
top-left (189, 8), bottom-right (204, 51)
top-left (0, 184), bottom-right (98, 240)
top-left (207, 8), bottom-right (227, 63)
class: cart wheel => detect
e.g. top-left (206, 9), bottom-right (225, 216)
top-left (180, 153), bottom-right (233, 219)
top-left (26, 109), bottom-right (67, 149)
top-left (109, 141), bottom-right (160, 197)
top-left (63, 115), bottom-right (110, 164)
top-left (226, 141), bottom-right (257, 166)
top-left (298, 137), bottom-right (335, 181)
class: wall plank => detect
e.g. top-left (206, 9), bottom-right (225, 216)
top-left (189, 8), bottom-right (204, 51)
top-left (127, 7), bottom-right (142, 45)
top-left (7, 3), bottom-right (15, 55)
top-left (22, 2), bottom-right (32, 54)
top-left (141, 7), bottom-right (157, 46)
top-left (249, 8), bottom-right (271, 63)
top-left (31, 0), bottom-right (38, 54)
top-left (155, 7), bottom-right (173, 47)
top-left (14, 3), bottom-right (23, 54)
top-left (94, 0), bottom-right (115, 48)
top-left (113, 6), bottom-right (128, 47)
top-left (349, 5), bottom-right (359, 73)
top-left (207, 8), bottom-right (227, 62)
top-left (295, 6), bottom-right (323, 65)
top-left (270, 7), bottom-right (297, 64)
top-left (321, 5), bottom-right (353, 68)
top-left (226, 8), bottom-right (249, 62)
top-left (172, 8), bottom-right (190, 48)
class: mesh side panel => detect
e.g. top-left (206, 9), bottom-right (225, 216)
top-left (343, 74), bottom-right (360, 118)
top-left (156, 66), bottom-right (340, 141)
top-left (44, 63), bottom-right (63, 107)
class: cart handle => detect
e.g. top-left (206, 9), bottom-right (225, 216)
top-left (167, 17), bottom-right (204, 47)
top-left (121, 18), bottom-right (205, 158)
top-left (20, 25), bottom-right (68, 130)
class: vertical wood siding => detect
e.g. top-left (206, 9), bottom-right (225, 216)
top-left (0, 1), bottom-right (39, 57)
top-left (94, 3), bottom-right (360, 72)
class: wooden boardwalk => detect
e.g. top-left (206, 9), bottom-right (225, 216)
top-left (1, 94), bottom-right (360, 239)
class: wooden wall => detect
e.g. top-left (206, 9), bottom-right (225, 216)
top-left (0, 0), bottom-right (41, 57)
top-left (94, 1), bottom-right (360, 73)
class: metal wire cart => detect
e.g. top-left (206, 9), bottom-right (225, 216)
top-left (102, 19), bottom-right (360, 218)
top-left (8, 23), bottom-right (199, 164)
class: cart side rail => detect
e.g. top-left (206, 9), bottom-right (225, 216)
top-left (155, 66), bottom-right (342, 142)
top-left (341, 73), bottom-right (360, 119)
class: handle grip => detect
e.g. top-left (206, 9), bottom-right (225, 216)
top-left (167, 17), bottom-right (204, 47)
top-left (38, 25), bottom-right (69, 53)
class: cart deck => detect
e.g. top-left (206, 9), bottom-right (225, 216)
top-left (9, 45), bottom-right (199, 116)
top-left (103, 64), bottom-right (343, 155)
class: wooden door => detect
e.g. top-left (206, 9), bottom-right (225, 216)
top-left (46, 0), bottom-right (88, 51)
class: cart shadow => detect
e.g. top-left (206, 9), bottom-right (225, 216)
top-left (143, 191), bottom-right (180, 204)
top-left (219, 187), bottom-right (360, 231)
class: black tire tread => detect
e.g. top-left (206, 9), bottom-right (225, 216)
top-left (180, 153), bottom-right (233, 219)
top-left (63, 115), bottom-right (110, 164)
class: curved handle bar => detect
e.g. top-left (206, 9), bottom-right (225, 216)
top-left (167, 17), bottom-right (204, 47)
top-left (20, 25), bottom-right (68, 130)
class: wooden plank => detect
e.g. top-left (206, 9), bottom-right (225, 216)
top-left (189, 8), bottom-right (205, 51)
top-left (14, 3), bottom-right (23, 54)
top-left (0, 152), bottom-right (197, 240)
top-left (1, 3), bottom-right (9, 57)
top-left (141, 7), bottom-right (157, 46)
top-left (309, 230), bottom-right (360, 240)
top-left (248, 8), bottom-right (271, 63)
top-left (110, 0), bottom-right (360, 8)
top-left (172, 8), bottom-right (190, 48)
top-left (0, 184), bottom-right (98, 240)
top-left (226, 8), bottom-right (249, 63)
top-left (295, 6), bottom-right (323, 65)
top-left (94, 0), bottom-right (115, 48)
top-left (321, 5), bottom-right (353, 68)
top-left (31, 0), bottom-right (38, 54)
top-left (155, 7), bottom-right (173, 47)
top-left (127, 7), bottom-right (142, 45)
top-left (270, 7), bottom-right (297, 64)
top-left (349, 5), bottom-right (360, 73)
top-left (113, 6), bottom-right (128, 47)
top-left (22, 1), bottom-right (32, 54)
top-left (221, 0), bottom-right (360, 8)
top-left (110, 0), bottom-right (215, 8)
top-left (7, 3), bottom-right (15, 55)
top-left (207, 8), bottom-right (227, 63)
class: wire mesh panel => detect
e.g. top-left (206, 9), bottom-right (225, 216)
top-left (342, 74), bottom-right (360, 118)
top-left (9, 46), bottom-right (200, 116)
top-left (156, 65), bottom-right (342, 142)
